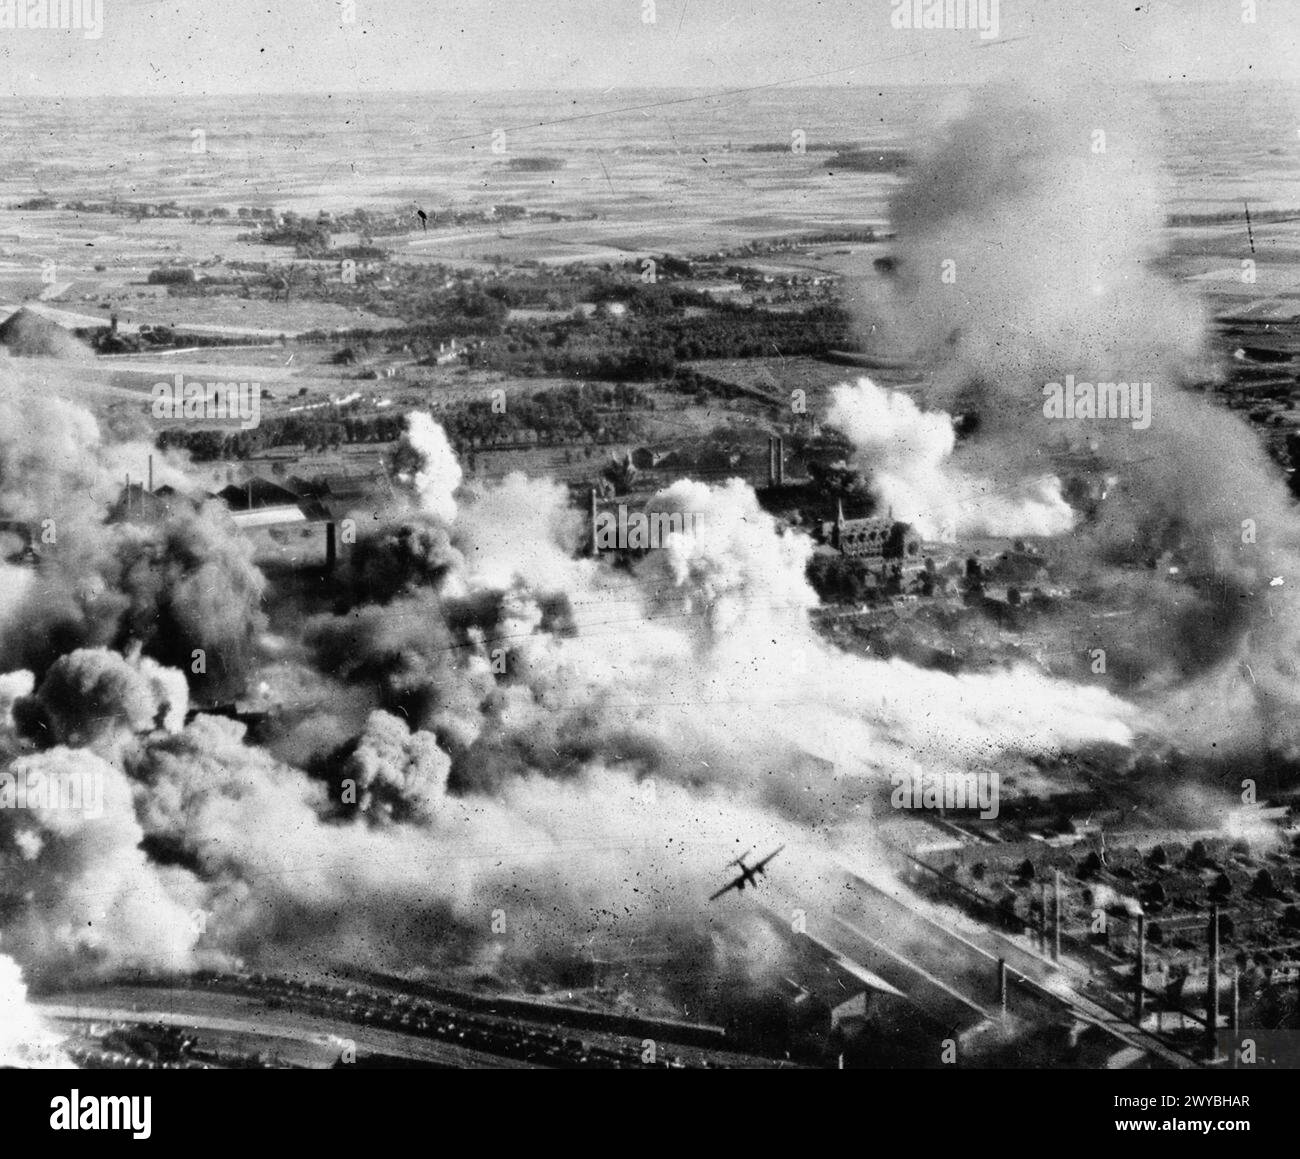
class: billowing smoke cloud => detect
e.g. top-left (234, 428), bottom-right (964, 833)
top-left (0, 308), bottom-right (92, 362)
top-left (877, 83), bottom-right (1205, 425)
top-left (0, 377), bottom-right (100, 521)
top-left (873, 79), bottom-right (1300, 760)
top-left (1, 745), bottom-right (202, 974)
top-left (2, 56), bottom-right (1293, 1063)
top-left (0, 392), bottom-right (1140, 1008)
top-left (0, 953), bottom-right (73, 1068)
top-left (333, 709), bottom-right (451, 824)
top-left (0, 365), bottom-right (266, 695)
top-left (15, 646), bottom-right (188, 748)
top-left (393, 411), bottom-right (463, 524)
top-left (828, 377), bottom-right (1074, 537)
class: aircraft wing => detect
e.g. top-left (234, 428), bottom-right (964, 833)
top-left (753, 844), bottom-right (786, 871)
top-left (709, 876), bottom-right (744, 902)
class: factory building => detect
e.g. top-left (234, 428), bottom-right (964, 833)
top-left (107, 457), bottom-right (396, 573)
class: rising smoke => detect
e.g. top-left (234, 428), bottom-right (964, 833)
top-left (20, 76), bottom-right (1273, 1033)
top-left (853, 78), bottom-right (1300, 762)
top-left (828, 376), bottom-right (1074, 538)
top-left (0, 360), bottom-right (1136, 1015)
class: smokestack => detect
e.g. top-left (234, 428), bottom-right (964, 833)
top-left (325, 521), bottom-right (337, 573)
top-left (1206, 903), bottom-right (1221, 1061)
top-left (997, 958), bottom-right (1007, 1020)
top-left (1053, 869), bottom-right (1062, 962)
top-left (590, 489), bottom-right (599, 558)
top-left (148, 454), bottom-right (154, 493)
top-left (1231, 966), bottom-right (1240, 1069)
top-left (1034, 878), bottom-right (1045, 951)
top-left (125, 472), bottom-right (130, 517)
top-left (776, 436), bottom-right (785, 486)
top-left (1160, 961), bottom-right (1170, 1034)
top-left (1040, 883), bottom-right (1050, 956)
top-left (1133, 913), bottom-right (1146, 1025)
top-left (767, 437), bottom-right (777, 487)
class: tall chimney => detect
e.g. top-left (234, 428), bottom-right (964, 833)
top-left (148, 454), bottom-right (154, 493)
top-left (1053, 869), bottom-right (1062, 962)
top-left (767, 437), bottom-right (777, 487)
top-left (1206, 903), bottom-right (1221, 1061)
top-left (590, 489), bottom-right (599, 558)
top-left (1133, 913), bottom-right (1146, 1025)
top-left (775, 436), bottom-right (785, 486)
top-left (1231, 966), bottom-right (1240, 1069)
top-left (1039, 882), bottom-right (1048, 953)
top-left (997, 958), bottom-right (1007, 1020)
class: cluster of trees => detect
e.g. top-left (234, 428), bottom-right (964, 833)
top-left (806, 554), bottom-right (946, 605)
top-left (156, 407), bottom-right (409, 461)
top-left (28, 197), bottom-right (277, 220)
top-left (659, 303), bottom-right (852, 361)
top-left (276, 266), bottom-right (516, 333)
top-left (403, 290), bottom-right (511, 347)
top-left (466, 327), bottom-right (676, 381)
top-left (466, 303), bottom-right (852, 381)
top-left (440, 383), bottom-right (648, 446)
top-left (288, 260), bottom-right (716, 320)
top-left (327, 202), bottom-right (539, 236)
top-left (155, 382), bottom-right (651, 463)
top-left (244, 219), bottom-right (334, 255)
top-left (146, 267), bottom-right (197, 285)
top-left (664, 366), bottom-right (745, 404)
top-left (252, 256), bottom-right (849, 377)
top-left (806, 554), bottom-right (888, 603)
top-left (87, 324), bottom-right (247, 354)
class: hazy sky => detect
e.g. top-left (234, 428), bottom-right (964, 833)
top-left (0, 0), bottom-right (1297, 98)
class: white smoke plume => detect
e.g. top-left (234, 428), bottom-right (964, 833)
top-left (0, 953), bottom-right (73, 1068)
top-left (0, 395), bottom-right (1142, 999)
top-left (394, 411), bottom-right (463, 524)
top-left (1, 746), bottom-right (202, 973)
top-left (873, 77), bottom-right (1300, 760)
top-left (0, 365), bottom-right (266, 697)
top-left (828, 377), bottom-right (1074, 538)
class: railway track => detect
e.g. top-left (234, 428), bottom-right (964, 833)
top-left (773, 862), bottom-right (1201, 1068)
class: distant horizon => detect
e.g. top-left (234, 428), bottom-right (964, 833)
top-left (3, 75), bottom-right (1296, 102)
top-left (1, 1), bottom-right (1295, 99)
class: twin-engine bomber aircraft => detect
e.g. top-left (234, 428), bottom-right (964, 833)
top-left (708, 845), bottom-right (785, 902)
